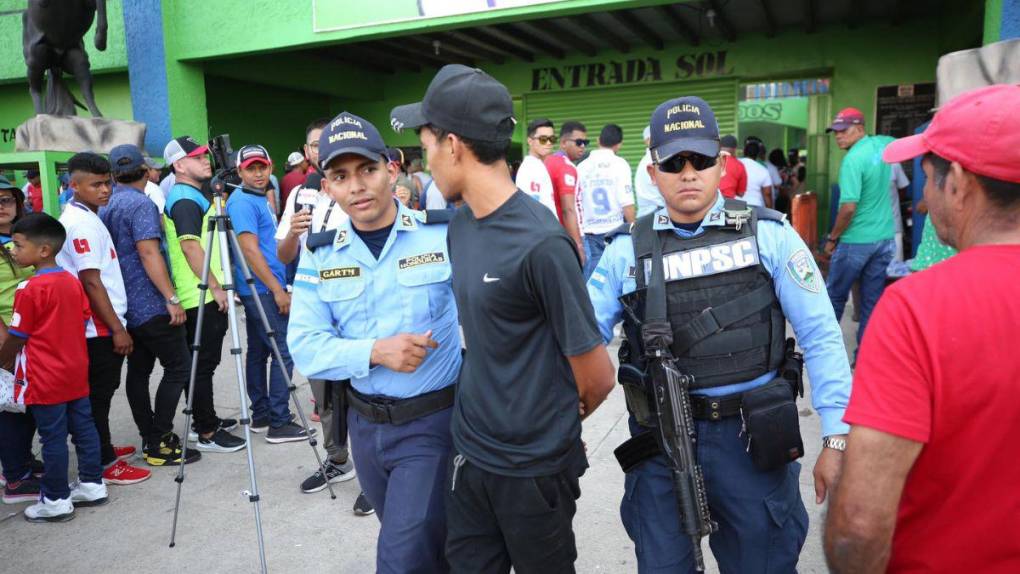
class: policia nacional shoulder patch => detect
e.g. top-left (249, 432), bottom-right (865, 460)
top-left (786, 249), bottom-right (821, 293)
top-left (399, 252), bottom-right (446, 270)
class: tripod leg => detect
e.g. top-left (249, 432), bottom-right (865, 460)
top-left (225, 227), bottom-right (338, 501)
top-left (169, 219), bottom-right (218, 548)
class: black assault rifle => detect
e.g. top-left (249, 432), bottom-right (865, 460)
top-left (643, 320), bottom-right (718, 572)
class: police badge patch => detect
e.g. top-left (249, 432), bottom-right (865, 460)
top-left (786, 249), bottom-right (821, 293)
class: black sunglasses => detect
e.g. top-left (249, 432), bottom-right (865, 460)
top-left (532, 135), bottom-right (557, 145)
top-left (657, 153), bottom-right (719, 173)
top-left (572, 138), bottom-right (590, 147)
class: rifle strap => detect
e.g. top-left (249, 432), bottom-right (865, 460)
top-left (613, 431), bottom-right (660, 473)
top-left (640, 219), bottom-right (673, 354)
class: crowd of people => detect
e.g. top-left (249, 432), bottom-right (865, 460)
top-left (0, 64), bottom-right (1016, 574)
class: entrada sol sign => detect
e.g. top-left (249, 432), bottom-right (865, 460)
top-left (531, 50), bottom-right (731, 91)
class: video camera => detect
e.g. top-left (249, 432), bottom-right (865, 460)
top-left (208, 134), bottom-right (241, 194)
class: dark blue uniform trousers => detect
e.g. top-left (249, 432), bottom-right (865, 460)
top-left (621, 415), bottom-right (808, 573)
top-left (349, 405), bottom-right (453, 574)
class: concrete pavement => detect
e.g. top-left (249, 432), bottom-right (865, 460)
top-left (0, 311), bottom-right (859, 573)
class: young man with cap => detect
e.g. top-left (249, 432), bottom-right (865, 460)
top-left (824, 107), bottom-right (896, 349)
top-left (514, 118), bottom-right (559, 216)
top-left (281, 151), bottom-right (309, 210)
top-left (826, 84), bottom-right (1020, 574)
top-left (56, 152), bottom-right (150, 485)
top-left (162, 136), bottom-right (245, 453)
top-left (576, 123), bottom-right (636, 279)
top-left (391, 64), bottom-right (616, 573)
top-left (544, 120), bottom-right (586, 257)
top-left (634, 125), bottom-right (664, 216)
top-left (227, 144), bottom-right (311, 444)
top-left (717, 134), bottom-right (748, 200)
top-left (289, 111), bottom-right (461, 572)
top-left (586, 96), bottom-right (852, 572)
top-left (101, 144), bottom-right (198, 466)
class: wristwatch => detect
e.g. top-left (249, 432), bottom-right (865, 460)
top-left (822, 436), bottom-right (847, 452)
top-left (167, 295), bottom-right (181, 306)
top-left (825, 235), bottom-right (838, 245)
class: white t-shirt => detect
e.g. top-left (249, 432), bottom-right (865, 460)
top-left (889, 163), bottom-right (910, 234)
top-left (56, 201), bottom-right (127, 338)
top-left (739, 158), bottom-right (773, 207)
top-left (576, 148), bottom-right (634, 235)
top-left (423, 180), bottom-right (448, 209)
top-left (144, 180), bottom-right (166, 214)
top-left (275, 185), bottom-right (348, 243)
top-left (634, 149), bottom-right (663, 216)
top-left (514, 155), bottom-right (558, 215)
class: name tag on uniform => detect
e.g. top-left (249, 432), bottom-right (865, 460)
top-left (398, 252), bottom-right (446, 270)
top-left (644, 237), bottom-right (760, 282)
top-left (320, 266), bottom-right (361, 280)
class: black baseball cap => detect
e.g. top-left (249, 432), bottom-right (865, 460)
top-left (648, 96), bottom-right (720, 163)
top-left (390, 64), bottom-right (516, 142)
top-left (318, 112), bottom-right (387, 170)
top-left (236, 144), bottom-right (272, 169)
top-left (163, 136), bottom-right (209, 165)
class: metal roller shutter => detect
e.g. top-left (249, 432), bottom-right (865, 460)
top-left (522, 78), bottom-right (738, 170)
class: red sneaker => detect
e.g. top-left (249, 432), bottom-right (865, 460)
top-left (103, 460), bottom-right (151, 486)
top-left (114, 445), bottom-right (136, 461)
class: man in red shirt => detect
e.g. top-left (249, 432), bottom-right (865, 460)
top-left (544, 120), bottom-right (586, 259)
top-left (280, 151), bottom-right (309, 209)
top-left (825, 84), bottom-right (1020, 574)
top-left (717, 135), bottom-right (747, 199)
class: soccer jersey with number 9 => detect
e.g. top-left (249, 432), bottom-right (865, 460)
top-left (576, 148), bottom-right (634, 235)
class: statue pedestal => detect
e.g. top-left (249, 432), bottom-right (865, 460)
top-left (15, 115), bottom-right (146, 153)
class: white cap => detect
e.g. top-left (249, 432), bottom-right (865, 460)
top-left (643, 125), bottom-right (651, 140)
top-left (286, 151), bottom-right (306, 167)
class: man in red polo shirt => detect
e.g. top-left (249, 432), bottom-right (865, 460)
top-left (544, 120), bottom-right (586, 259)
top-left (825, 84), bottom-right (1020, 574)
top-left (718, 134), bottom-right (747, 199)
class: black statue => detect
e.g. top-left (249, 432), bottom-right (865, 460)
top-left (22, 0), bottom-right (107, 117)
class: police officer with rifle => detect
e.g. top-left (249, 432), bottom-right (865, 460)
top-left (587, 96), bottom-right (853, 573)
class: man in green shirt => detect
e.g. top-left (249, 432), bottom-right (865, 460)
top-left (162, 136), bottom-right (245, 453)
top-left (823, 108), bottom-right (897, 349)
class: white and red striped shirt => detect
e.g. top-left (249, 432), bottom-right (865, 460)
top-left (57, 200), bottom-right (127, 337)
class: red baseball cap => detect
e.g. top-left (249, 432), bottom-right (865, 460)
top-left (883, 84), bottom-right (1020, 184)
top-left (826, 107), bottom-right (865, 132)
top-left (236, 144), bottom-right (272, 169)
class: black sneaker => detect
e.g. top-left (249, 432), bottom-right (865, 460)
top-left (188, 418), bottom-right (241, 442)
top-left (3, 476), bottom-right (41, 504)
top-left (249, 417), bottom-right (270, 434)
top-left (144, 434), bottom-right (202, 466)
top-left (265, 422), bottom-right (316, 444)
top-left (300, 459), bottom-right (356, 493)
top-left (195, 430), bottom-right (246, 453)
top-left (353, 492), bottom-right (374, 516)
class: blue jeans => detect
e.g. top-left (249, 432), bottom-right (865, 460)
top-left (29, 397), bottom-right (103, 500)
top-left (825, 239), bottom-right (895, 346)
top-left (241, 293), bottom-right (294, 428)
top-left (583, 233), bottom-right (607, 280)
top-left (621, 416), bottom-right (808, 573)
top-left (0, 410), bottom-right (35, 483)
top-left (349, 405), bottom-right (453, 573)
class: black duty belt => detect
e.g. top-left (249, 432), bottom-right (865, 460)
top-left (346, 384), bottom-right (455, 426)
top-left (689, 393), bottom-right (743, 421)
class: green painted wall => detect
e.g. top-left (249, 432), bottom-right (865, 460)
top-left (985, 0), bottom-right (1003, 43)
top-left (0, 0), bottom-right (128, 83)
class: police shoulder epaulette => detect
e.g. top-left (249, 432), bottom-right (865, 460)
top-left (751, 206), bottom-right (786, 223)
top-left (604, 221), bottom-right (633, 242)
top-left (305, 229), bottom-right (337, 251)
top-left (417, 209), bottom-right (453, 225)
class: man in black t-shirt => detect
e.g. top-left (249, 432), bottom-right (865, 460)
top-left (392, 65), bottom-right (615, 573)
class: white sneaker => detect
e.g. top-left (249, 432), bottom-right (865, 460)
top-left (24, 496), bottom-right (74, 522)
top-left (69, 481), bottom-right (109, 507)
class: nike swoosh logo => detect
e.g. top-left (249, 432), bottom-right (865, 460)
top-left (483, 273), bottom-right (500, 283)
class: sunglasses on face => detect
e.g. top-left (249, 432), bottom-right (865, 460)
top-left (656, 153), bottom-right (719, 173)
top-left (0, 197), bottom-right (15, 207)
top-left (532, 135), bottom-right (557, 145)
top-left (572, 139), bottom-right (590, 147)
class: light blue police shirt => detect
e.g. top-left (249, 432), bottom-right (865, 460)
top-left (586, 193), bottom-right (852, 436)
top-left (287, 201), bottom-right (462, 399)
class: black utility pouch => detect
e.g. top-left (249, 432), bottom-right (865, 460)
top-left (741, 378), bottom-right (804, 472)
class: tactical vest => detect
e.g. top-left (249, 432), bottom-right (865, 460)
top-left (618, 201), bottom-right (786, 391)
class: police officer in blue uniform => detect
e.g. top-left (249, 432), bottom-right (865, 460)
top-left (587, 97), bottom-right (853, 573)
top-left (287, 112), bottom-right (461, 574)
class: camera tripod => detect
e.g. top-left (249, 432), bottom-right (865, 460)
top-left (167, 179), bottom-right (337, 574)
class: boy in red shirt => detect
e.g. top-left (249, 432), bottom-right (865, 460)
top-left (825, 84), bottom-right (1020, 573)
top-left (0, 213), bottom-right (107, 522)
